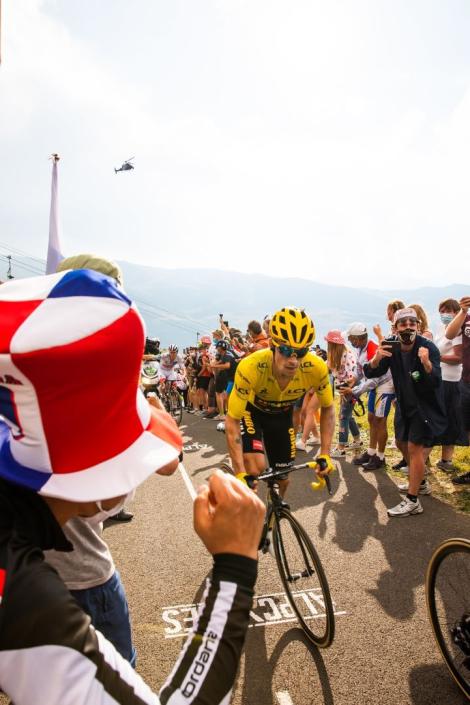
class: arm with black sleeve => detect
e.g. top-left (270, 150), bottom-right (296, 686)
top-left (417, 339), bottom-right (442, 390)
top-left (0, 549), bottom-right (256, 705)
top-left (363, 354), bottom-right (391, 379)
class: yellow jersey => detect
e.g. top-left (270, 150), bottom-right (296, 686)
top-left (228, 348), bottom-right (333, 419)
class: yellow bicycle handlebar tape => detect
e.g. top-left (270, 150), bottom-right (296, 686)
top-left (308, 455), bottom-right (334, 491)
top-left (311, 475), bottom-right (326, 491)
top-left (235, 472), bottom-right (258, 489)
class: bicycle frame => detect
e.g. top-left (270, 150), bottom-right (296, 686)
top-left (256, 461), bottom-right (335, 647)
top-left (258, 462), bottom-right (331, 546)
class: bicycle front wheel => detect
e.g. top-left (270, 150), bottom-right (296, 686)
top-left (426, 538), bottom-right (470, 699)
top-left (168, 389), bottom-right (183, 426)
top-left (273, 509), bottom-right (335, 647)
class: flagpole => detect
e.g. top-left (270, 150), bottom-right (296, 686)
top-left (46, 153), bottom-right (64, 274)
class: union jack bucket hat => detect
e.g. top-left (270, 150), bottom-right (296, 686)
top-left (0, 269), bottom-right (182, 501)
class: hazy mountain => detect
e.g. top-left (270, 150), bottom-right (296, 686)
top-left (119, 262), bottom-right (468, 347)
top-left (2, 256), bottom-right (468, 348)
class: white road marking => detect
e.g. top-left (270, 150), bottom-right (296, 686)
top-left (161, 589), bottom-right (347, 638)
top-left (178, 462), bottom-right (197, 500)
top-left (276, 691), bottom-right (295, 705)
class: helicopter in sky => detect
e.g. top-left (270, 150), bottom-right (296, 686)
top-left (114, 157), bottom-right (135, 174)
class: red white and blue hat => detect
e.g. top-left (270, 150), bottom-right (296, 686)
top-left (0, 269), bottom-right (182, 501)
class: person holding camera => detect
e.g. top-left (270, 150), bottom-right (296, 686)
top-left (364, 308), bottom-right (446, 517)
top-left (246, 320), bottom-right (270, 354)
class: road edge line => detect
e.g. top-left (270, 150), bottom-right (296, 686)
top-left (178, 461), bottom-right (197, 500)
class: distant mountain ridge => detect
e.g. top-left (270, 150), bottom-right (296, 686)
top-left (3, 256), bottom-right (468, 348)
top-left (119, 262), bottom-right (468, 347)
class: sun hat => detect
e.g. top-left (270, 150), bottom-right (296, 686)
top-left (0, 269), bottom-right (182, 502)
top-left (57, 253), bottom-right (123, 286)
top-left (324, 330), bottom-right (346, 345)
top-left (200, 335), bottom-right (211, 345)
top-left (393, 307), bottom-right (418, 325)
top-left (346, 322), bottom-right (367, 337)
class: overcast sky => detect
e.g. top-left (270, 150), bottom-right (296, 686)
top-left (1, 0), bottom-right (470, 289)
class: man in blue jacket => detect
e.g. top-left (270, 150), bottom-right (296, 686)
top-left (364, 308), bottom-right (446, 517)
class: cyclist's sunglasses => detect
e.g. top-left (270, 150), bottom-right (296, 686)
top-left (277, 344), bottom-right (310, 359)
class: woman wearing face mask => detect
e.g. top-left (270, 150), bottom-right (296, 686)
top-left (434, 299), bottom-right (466, 471)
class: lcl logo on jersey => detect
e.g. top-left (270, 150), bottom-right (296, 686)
top-left (236, 386), bottom-right (249, 395)
top-left (287, 388), bottom-right (305, 395)
top-left (301, 361), bottom-right (314, 369)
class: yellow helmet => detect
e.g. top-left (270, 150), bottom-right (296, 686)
top-left (269, 307), bottom-right (315, 349)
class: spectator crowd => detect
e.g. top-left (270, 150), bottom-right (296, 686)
top-left (0, 253), bottom-right (469, 705)
top-left (174, 297), bottom-right (470, 490)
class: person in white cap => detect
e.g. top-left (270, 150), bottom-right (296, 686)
top-left (364, 308), bottom-right (446, 517)
top-left (0, 269), bottom-right (265, 704)
top-left (340, 323), bottom-right (394, 471)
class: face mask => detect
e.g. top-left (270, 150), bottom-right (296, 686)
top-left (398, 329), bottom-right (417, 345)
top-left (440, 314), bottom-right (453, 325)
top-left (85, 490), bottom-right (135, 525)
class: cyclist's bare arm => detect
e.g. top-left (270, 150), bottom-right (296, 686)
top-left (318, 403), bottom-right (335, 474)
top-left (225, 414), bottom-right (246, 475)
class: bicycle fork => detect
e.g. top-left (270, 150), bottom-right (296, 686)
top-left (276, 519), bottom-right (316, 582)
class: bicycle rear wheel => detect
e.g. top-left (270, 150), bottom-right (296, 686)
top-left (168, 389), bottom-right (183, 426)
top-left (426, 538), bottom-right (470, 699)
top-left (273, 509), bottom-right (335, 647)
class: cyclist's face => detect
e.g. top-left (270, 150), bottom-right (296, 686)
top-left (273, 347), bottom-right (299, 377)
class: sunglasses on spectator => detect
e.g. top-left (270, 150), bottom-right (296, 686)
top-left (397, 318), bottom-right (418, 326)
top-left (277, 345), bottom-right (310, 359)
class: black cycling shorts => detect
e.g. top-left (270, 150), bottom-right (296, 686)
top-left (196, 376), bottom-right (210, 391)
top-left (215, 372), bottom-right (228, 394)
top-left (239, 403), bottom-right (296, 477)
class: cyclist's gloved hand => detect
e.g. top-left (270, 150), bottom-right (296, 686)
top-left (309, 455), bottom-right (335, 493)
top-left (235, 472), bottom-right (258, 491)
top-left (315, 454), bottom-right (334, 476)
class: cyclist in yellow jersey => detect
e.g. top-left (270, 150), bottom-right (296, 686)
top-left (226, 307), bottom-right (335, 496)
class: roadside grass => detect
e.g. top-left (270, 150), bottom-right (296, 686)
top-left (333, 397), bottom-right (470, 515)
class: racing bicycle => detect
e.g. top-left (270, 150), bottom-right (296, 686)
top-left (426, 537), bottom-right (470, 699)
top-left (159, 380), bottom-right (184, 426)
top-left (221, 460), bottom-right (335, 647)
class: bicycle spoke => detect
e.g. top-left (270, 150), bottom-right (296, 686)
top-left (435, 552), bottom-right (470, 676)
top-left (274, 510), bottom-right (334, 647)
top-left (427, 539), bottom-right (470, 698)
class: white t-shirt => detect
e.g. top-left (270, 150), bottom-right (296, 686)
top-left (435, 325), bottom-right (462, 382)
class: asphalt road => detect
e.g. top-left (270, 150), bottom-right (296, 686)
top-left (2, 412), bottom-right (469, 704)
top-left (110, 413), bottom-right (469, 705)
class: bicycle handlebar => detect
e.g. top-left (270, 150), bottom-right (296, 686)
top-left (257, 460), bottom-right (333, 495)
